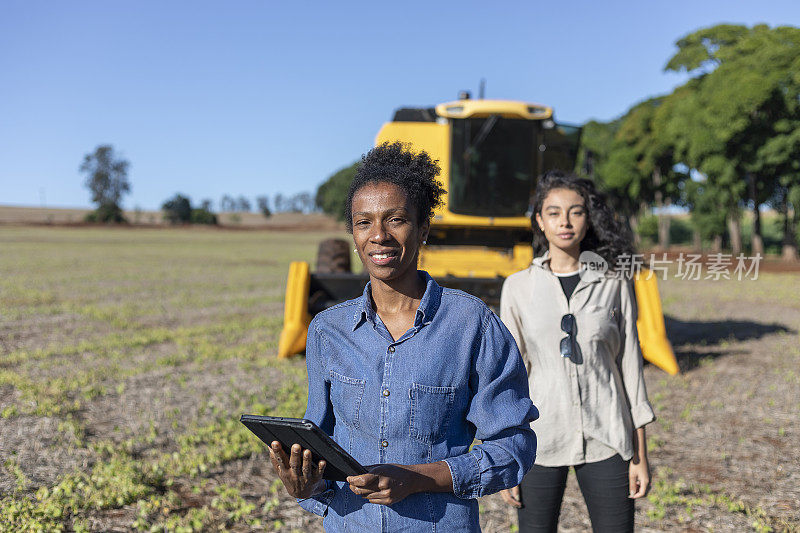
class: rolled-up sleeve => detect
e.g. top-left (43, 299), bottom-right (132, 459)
top-left (618, 280), bottom-right (656, 428)
top-left (296, 318), bottom-right (337, 516)
top-left (443, 310), bottom-right (538, 499)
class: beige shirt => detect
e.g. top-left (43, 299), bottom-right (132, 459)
top-left (500, 254), bottom-right (655, 467)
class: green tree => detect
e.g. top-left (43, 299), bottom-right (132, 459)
top-left (684, 179), bottom-right (730, 252)
top-left (162, 194), bottom-right (192, 224)
top-left (220, 195), bottom-right (236, 212)
top-left (787, 185), bottom-right (800, 259)
top-left (256, 196), bottom-right (272, 218)
top-left (161, 194), bottom-right (217, 225)
top-left (190, 206), bottom-right (217, 225)
top-left (192, 199), bottom-right (218, 224)
top-left (594, 96), bottom-right (685, 249)
top-left (773, 179), bottom-right (800, 260)
top-left (236, 196), bottom-right (251, 212)
top-left (80, 145), bottom-right (130, 223)
top-left (576, 120), bottom-right (620, 184)
top-left (664, 24), bottom-right (800, 255)
top-left (316, 162), bottom-right (359, 220)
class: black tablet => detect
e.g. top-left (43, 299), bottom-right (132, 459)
top-left (240, 414), bottom-right (367, 482)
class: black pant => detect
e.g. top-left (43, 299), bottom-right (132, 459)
top-left (517, 454), bottom-right (634, 533)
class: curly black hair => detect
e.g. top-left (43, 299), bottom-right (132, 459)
top-left (344, 142), bottom-right (446, 232)
top-left (531, 170), bottom-right (633, 268)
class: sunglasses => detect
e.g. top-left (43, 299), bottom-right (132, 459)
top-left (560, 313), bottom-right (576, 358)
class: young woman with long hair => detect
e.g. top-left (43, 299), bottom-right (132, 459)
top-left (499, 170), bottom-right (655, 532)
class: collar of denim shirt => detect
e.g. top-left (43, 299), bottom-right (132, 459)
top-left (352, 270), bottom-right (443, 331)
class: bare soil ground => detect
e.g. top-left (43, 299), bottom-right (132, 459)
top-left (1, 226), bottom-right (798, 532)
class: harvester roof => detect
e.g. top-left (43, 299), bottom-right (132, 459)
top-left (435, 99), bottom-right (552, 120)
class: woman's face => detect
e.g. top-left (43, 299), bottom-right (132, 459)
top-left (535, 187), bottom-right (588, 255)
top-left (351, 182), bottom-right (429, 283)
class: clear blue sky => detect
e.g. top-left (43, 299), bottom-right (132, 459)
top-left (2, 1), bottom-right (798, 210)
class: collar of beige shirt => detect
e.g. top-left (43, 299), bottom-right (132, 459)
top-left (531, 251), bottom-right (606, 285)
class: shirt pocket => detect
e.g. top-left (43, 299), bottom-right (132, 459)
top-left (329, 370), bottom-right (365, 429)
top-left (581, 306), bottom-right (621, 354)
top-left (409, 383), bottom-right (456, 444)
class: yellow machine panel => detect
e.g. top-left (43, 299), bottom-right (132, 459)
top-left (634, 270), bottom-right (680, 375)
top-left (277, 261), bottom-right (311, 359)
top-left (419, 244), bottom-right (533, 279)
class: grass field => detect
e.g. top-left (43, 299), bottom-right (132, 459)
top-left (1, 226), bottom-right (799, 532)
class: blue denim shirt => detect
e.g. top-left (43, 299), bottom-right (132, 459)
top-left (297, 272), bottom-right (538, 532)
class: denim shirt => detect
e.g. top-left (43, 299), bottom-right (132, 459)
top-left (297, 271), bottom-right (538, 532)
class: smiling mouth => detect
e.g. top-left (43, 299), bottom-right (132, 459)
top-left (369, 250), bottom-right (399, 264)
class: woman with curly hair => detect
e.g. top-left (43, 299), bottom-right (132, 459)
top-left (499, 170), bottom-right (655, 532)
top-left (268, 142), bottom-right (539, 532)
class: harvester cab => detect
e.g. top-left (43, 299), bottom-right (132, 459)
top-left (278, 94), bottom-right (679, 375)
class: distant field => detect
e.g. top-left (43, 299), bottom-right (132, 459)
top-left (0, 205), bottom-right (342, 230)
top-left (1, 226), bottom-right (798, 531)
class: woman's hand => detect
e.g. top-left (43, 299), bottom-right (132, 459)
top-left (347, 464), bottom-right (420, 505)
top-left (347, 461), bottom-right (453, 505)
top-left (628, 455), bottom-right (650, 498)
top-left (629, 426), bottom-right (650, 498)
top-left (268, 442), bottom-right (326, 499)
top-left (500, 486), bottom-right (522, 508)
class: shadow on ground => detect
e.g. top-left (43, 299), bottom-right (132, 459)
top-left (665, 316), bottom-right (793, 346)
top-left (671, 348), bottom-right (749, 372)
top-left (661, 316), bottom-right (795, 372)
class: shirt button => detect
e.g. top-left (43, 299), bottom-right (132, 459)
top-left (382, 389), bottom-right (390, 397)
top-left (388, 346), bottom-right (395, 353)
top-left (381, 440), bottom-right (389, 447)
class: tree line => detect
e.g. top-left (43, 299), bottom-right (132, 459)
top-left (80, 145), bottom-right (318, 225)
top-left (577, 23), bottom-right (800, 259)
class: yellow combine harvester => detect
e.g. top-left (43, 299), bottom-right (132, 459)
top-left (279, 95), bottom-right (679, 375)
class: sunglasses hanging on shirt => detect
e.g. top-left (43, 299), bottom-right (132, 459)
top-left (560, 313), bottom-right (576, 358)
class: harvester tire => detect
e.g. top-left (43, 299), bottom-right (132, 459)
top-left (316, 239), bottom-right (351, 273)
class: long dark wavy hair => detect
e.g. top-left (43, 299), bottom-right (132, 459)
top-left (531, 170), bottom-right (633, 268)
